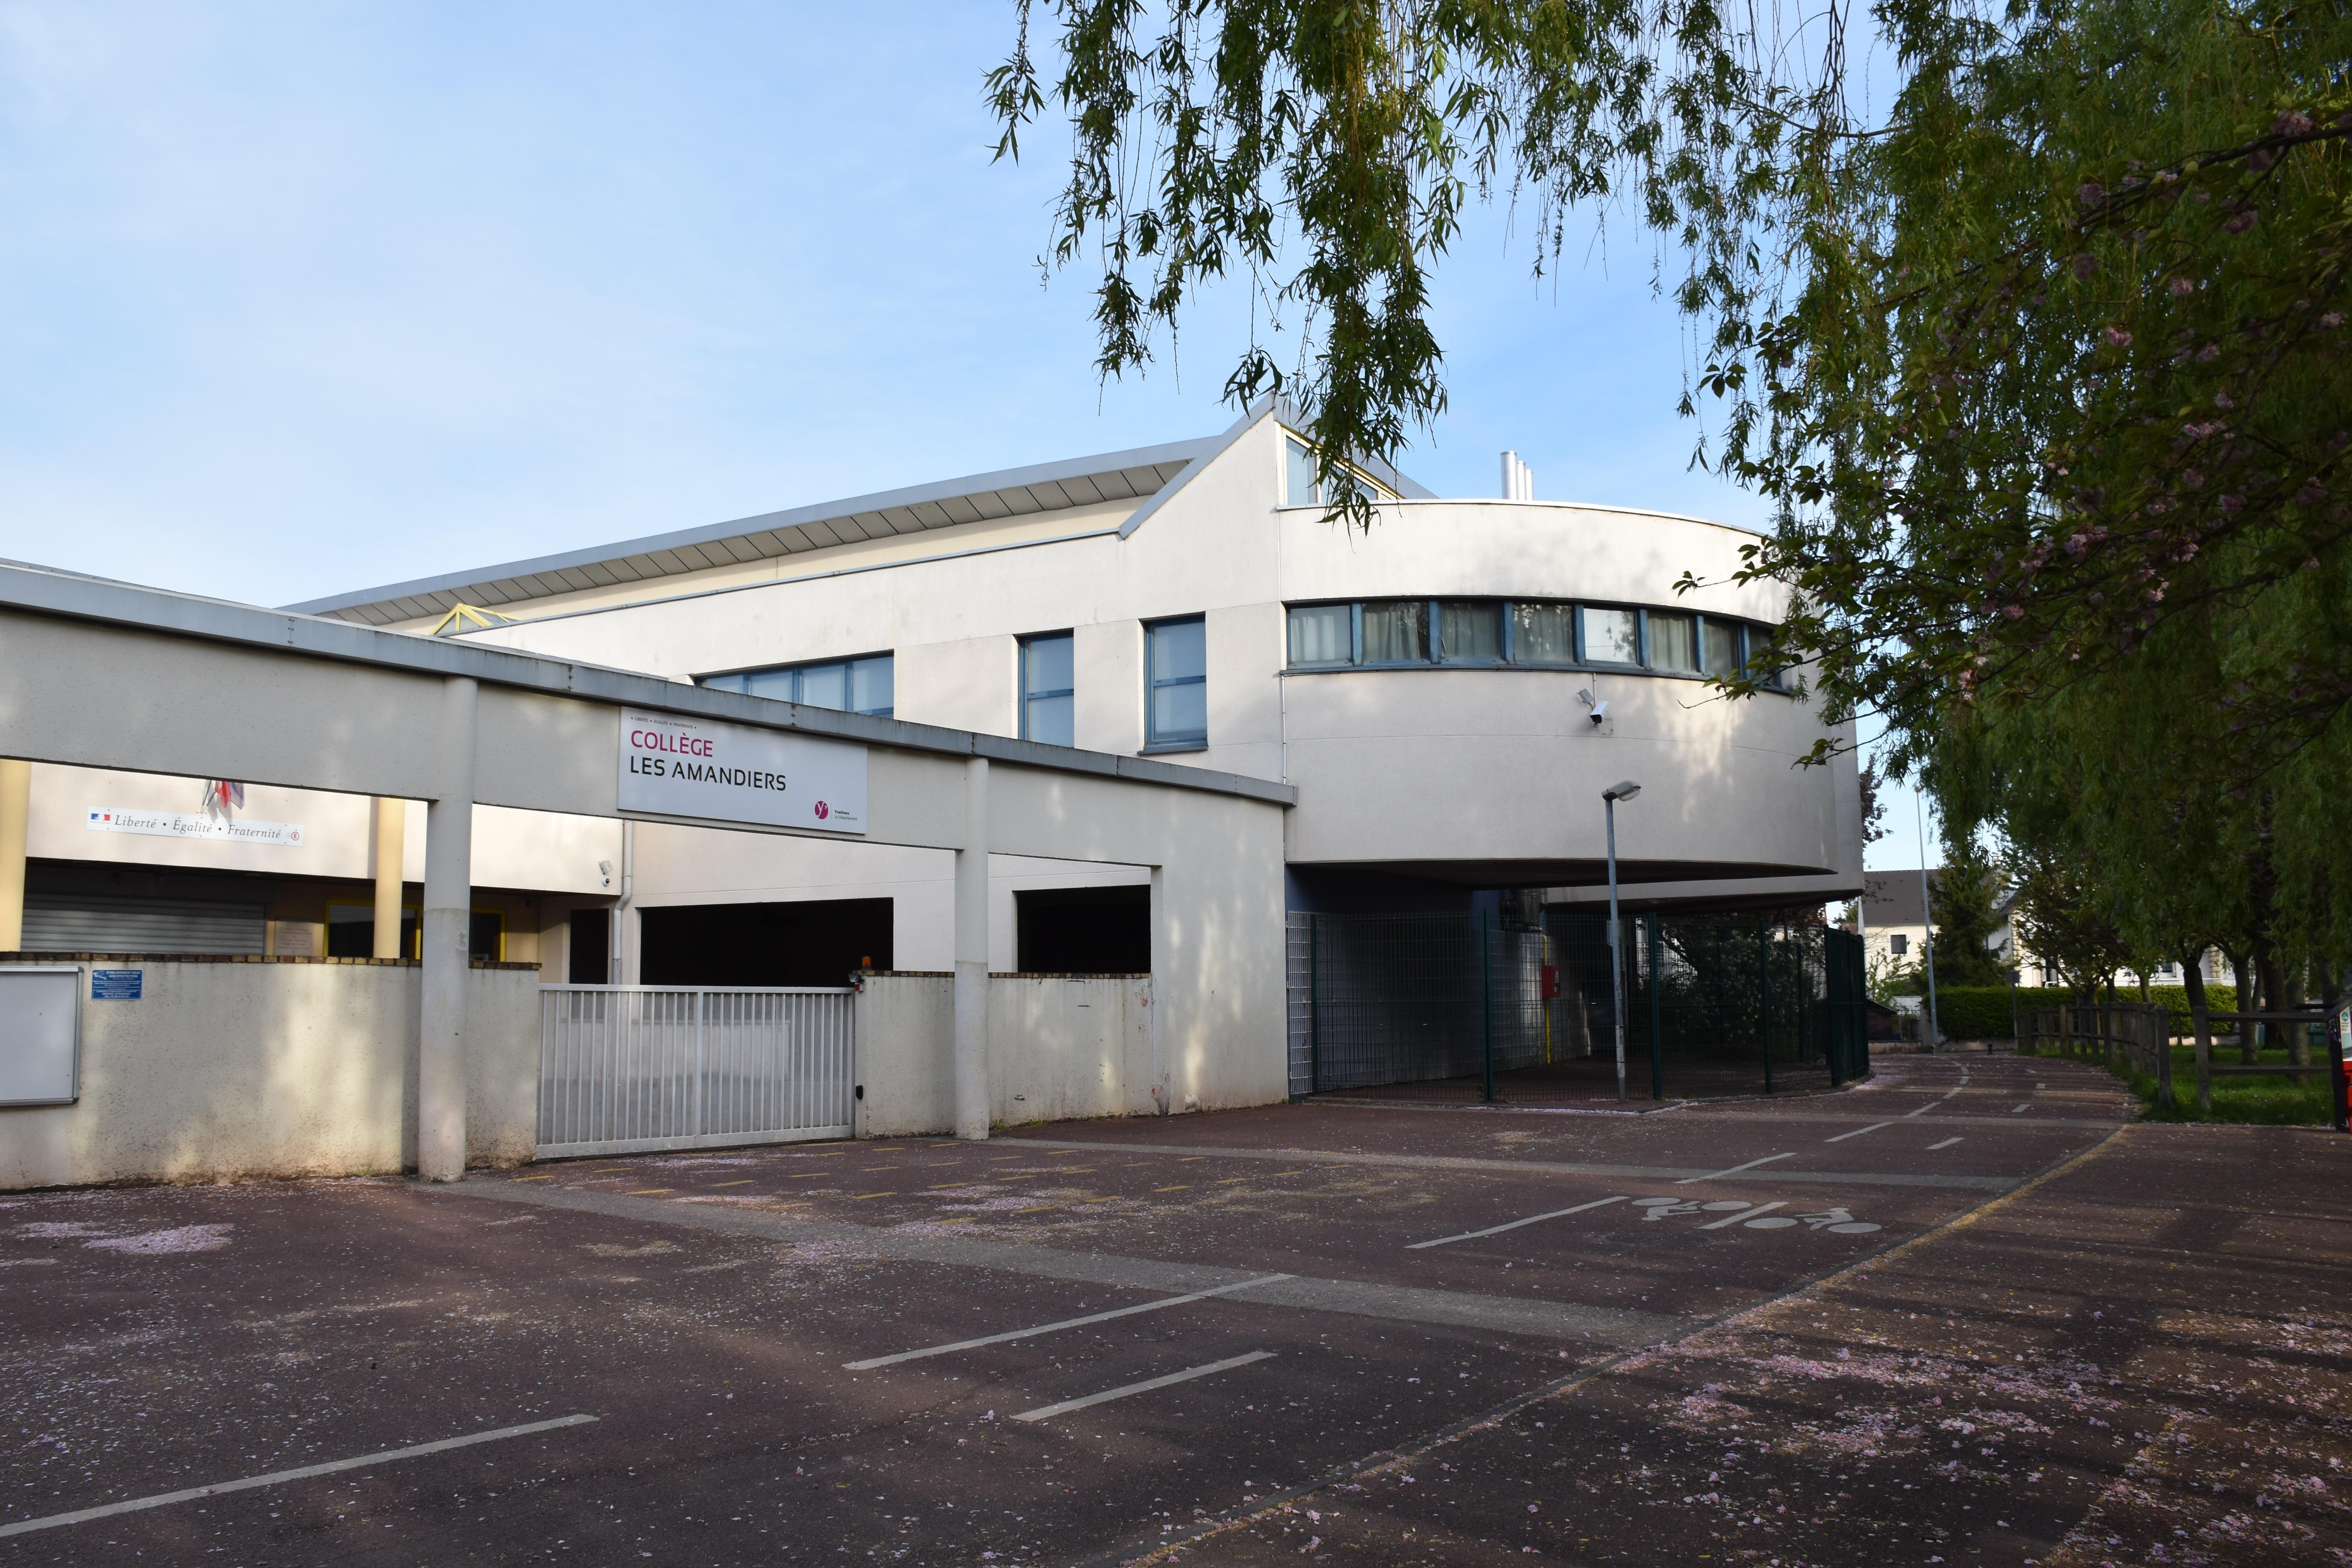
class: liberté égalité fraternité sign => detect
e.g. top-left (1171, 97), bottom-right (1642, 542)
top-left (616, 709), bottom-right (867, 834)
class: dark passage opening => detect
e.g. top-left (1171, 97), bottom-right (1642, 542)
top-left (1015, 885), bottom-right (1151, 974)
top-left (568, 907), bottom-right (610, 984)
top-left (638, 897), bottom-right (893, 987)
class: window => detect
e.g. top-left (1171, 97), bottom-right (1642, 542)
top-left (1280, 596), bottom-right (1784, 685)
top-left (1145, 616), bottom-right (1207, 748)
top-left (1020, 632), bottom-right (1074, 746)
top-left (1287, 603), bottom-right (1353, 666)
top-left (1511, 602), bottom-right (1575, 664)
top-left (1704, 619), bottom-right (1743, 675)
top-left (1439, 601), bottom-right (1502, 662)
top-left (1891, 933), bottom-right (1909, 956)
top-left (1285, 438), bottom-right (1319, 506)
top-left (1360, 599), bottom-right (1428, 663)
top-left (1646, 611), bottom-right (1699, 673)
top-left (702, 654), bottom-right (894, 717)
top-left (1579, 606), bottom-right (1640, 665)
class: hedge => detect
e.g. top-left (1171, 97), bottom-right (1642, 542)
top-left (1915, 984), bottom-right (2239, 1039)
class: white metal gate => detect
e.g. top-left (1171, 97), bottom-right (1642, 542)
top-left (537, 985), bottom-right (855, 1157)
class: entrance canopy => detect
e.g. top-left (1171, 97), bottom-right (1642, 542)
top-left (0, 560), bottom-right (1292, 1172)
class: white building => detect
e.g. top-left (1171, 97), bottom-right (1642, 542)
top-left (9, 404), bottom-right (1863, 996)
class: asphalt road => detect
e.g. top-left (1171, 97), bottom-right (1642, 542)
top-left (0, 1052), bottom-right (2229, 1566)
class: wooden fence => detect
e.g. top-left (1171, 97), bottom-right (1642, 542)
top-left (2026, 1002), bottom-right (2335, 1113)
top-left (2188, 1008), bottom-right (2332, 1116)
top-left (2024, 1004), bottom-right (2173, 1103)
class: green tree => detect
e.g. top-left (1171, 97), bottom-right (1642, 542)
top-left (1930, 837), bottom-right (2011, 987)
top-left (991, 0), bottom-right (2352, 978)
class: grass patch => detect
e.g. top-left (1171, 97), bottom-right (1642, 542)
top-left (2021, 1040), bottom-right (2339, 1126)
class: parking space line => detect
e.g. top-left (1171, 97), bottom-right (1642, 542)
top-left (1699, 1201), bottom-right (1786, 1230)
top-left (1153, 1185), bottom-right (1191, 1193)
top-left (1406, 1195), bottom-right (1628, 1250)
top-left (2012, 1105), bottom-right (2031, 1114)
top-left (1675, 1153), bottom-right (1794, 1186)
top-left (0, 1414), bottom-right (599, 1539)
top-left (624, 1189), bottom-right (671, 1196)
top-left (508, 1174), bottom-right (557, 1183)
top-left (710, 1180), bottom-right (755, 1188)
top-left (1824, 1122), bottom-right (1892, 1144)
top-left (1904, 1102), bottom-right (1938, 1116)
top-left (1011, 1351), bottom-right (1276, 1423)
top-left (842, 1274), bottom-right (1294, 1369)
top-left (1928, 1138), bottom-right (1962, 1150)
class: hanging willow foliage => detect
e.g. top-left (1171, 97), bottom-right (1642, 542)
top-left (993, 0), bottom-right (2352, 967)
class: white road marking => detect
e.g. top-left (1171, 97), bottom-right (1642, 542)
top-left (842, 1275), bottom-right (1294, 1369)
top-left (1675, 1152), bottom-right (1795, 1186)
top-left (1406, 1196), bottom-right (1628, 1250)
top-left (1904, 1102), bottom-right (1938, 1117)
top-left (2011, 1104), bottom-right (2031, 1114)
top-left (1824, 1122), bottom-right (1893, 1144)
top-left (1012, 1351), bottom-right (1277, 1423)
top-left (0, 1415), bottom-right (598, 1539)
top-left (1699, 1201), bottom-right (1786, 1230)
top-left (1927, 1138), bottom-right (1963, 1151)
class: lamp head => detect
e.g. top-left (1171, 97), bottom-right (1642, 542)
top-left (1604, 780), bottom-right (1642, 802)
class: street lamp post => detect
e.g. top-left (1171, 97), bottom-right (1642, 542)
top-left (1604, 780), bottom-right (1642, 1102)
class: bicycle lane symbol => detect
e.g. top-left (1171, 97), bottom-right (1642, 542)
top-left (1628, 1197), bottom-right (1883, 1234)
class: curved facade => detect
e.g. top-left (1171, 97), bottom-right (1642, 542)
top-left (10, 405), bottom-right (1858, 987)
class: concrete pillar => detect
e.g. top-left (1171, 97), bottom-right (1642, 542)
top-left (417, 677), bottom-right (477, 1181)
top-left (1148, 863), bottom-right (1169, 1113)
top-left (371, 797), bottom-right (406, 959)
top-left (953, 756), bottom-right (990, 1141)
top-left (0, 758), bottom-right (27, 952)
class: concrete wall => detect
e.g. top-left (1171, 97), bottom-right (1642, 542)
top-left (855, 973), bottom-right (1156, 1137)
top-left (0, 959), bottom-right (540, 1190)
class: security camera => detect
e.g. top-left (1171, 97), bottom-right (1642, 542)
top-left (1588, 700), bottom-right (1609, 726)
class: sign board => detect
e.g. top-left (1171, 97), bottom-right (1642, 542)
top-left (0, 967), bottom-right (80, 1105)
top-left (90, 969), bottom-right (143, 1000)
top-left (617, 710), bottom-right (867, 835)
top-left (87, 808), bottom-right (304, 847)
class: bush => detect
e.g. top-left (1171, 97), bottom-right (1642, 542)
top-left (1919, 983), bottom-right (2240, 1039)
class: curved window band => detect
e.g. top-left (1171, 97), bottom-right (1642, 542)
top-left (1282, 598), bottom-right (1784, 686)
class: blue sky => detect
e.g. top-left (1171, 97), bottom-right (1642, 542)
top-left (0, 2), bottom-right (1920, 867)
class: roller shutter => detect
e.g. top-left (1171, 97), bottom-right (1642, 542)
top-left (20, 893), bottom-right (267, 955)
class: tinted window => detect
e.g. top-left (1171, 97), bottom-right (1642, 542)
top-left (1511, 602), bottom-right (1575, 663)
top-left (1646, 612), bottom-right (1699, 672)
top-left (1021, 633), bottom-right (1075, 746)
top-left (1360, 599), bottom-right (1428, 663)
top-left (1439, 601), bottom-right (1502, 661)
top-left (1146, 617), bottom-right (1207, 744)
top-left (1704, 619), bottom-right (1742, 674)
top-left (1580, 606), bottom-right (1639, 664)
top-left (1287, 603), bottom-right (1353, 665)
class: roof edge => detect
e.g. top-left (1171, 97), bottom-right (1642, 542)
top-left (283, 436), bottom-right (1221, 617)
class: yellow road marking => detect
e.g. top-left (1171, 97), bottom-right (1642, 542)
top-left (1153, 1185), bottom-right (1191, 1193)
top-left (710, 1180), bottom-right (756, 1188)
top-left (1272, 1171), bottom-right (1307, 1177)
top-left (1015, 1205), bottom-right (1054, 1214)
top-left (625, 1189), bottom-right (671, 1196)
top-left (509, 1174), bottom-right (558, 1183)
top-left (1082, 1196), bottom-right (1119, 1204)
top-left (855, 1191), bottom-right (897, 1200)
top-left (1180, 1156), bottom-right (1209, 1162)
top-left (1215, 1176), bottom-right (1251, 1185)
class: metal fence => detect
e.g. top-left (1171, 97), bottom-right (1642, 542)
top-left (1290, 909), bottom-right (1868, 1103)
top-left (537, 985), bottom-right (855, 1156)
